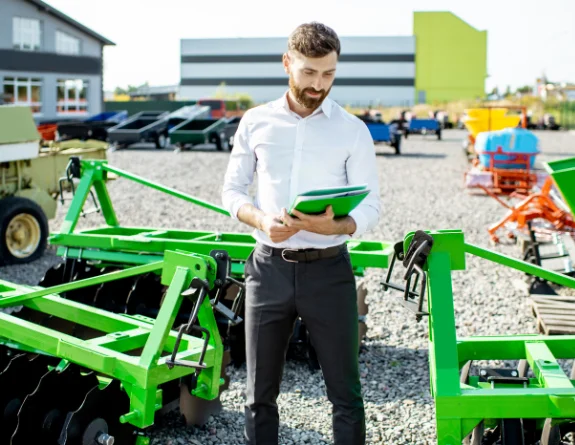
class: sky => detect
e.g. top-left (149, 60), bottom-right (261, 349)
top-left (43, 0), bottom-right (575, 93)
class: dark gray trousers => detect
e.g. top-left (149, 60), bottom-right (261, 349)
top-left (243, 243), bottom-right (366, 445)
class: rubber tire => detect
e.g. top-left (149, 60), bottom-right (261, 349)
top-left (394, 137), bottom-right (401, 155)
top-left (0, 196), bottom-right (49, 265)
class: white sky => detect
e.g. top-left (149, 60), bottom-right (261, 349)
top-left (44, 0), bottom-right (575, 93)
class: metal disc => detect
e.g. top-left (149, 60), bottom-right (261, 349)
top-left (93, 273), bottom-right (136, 314)
top-left (0, 354), bottom-right (57, 444)
top-left (125, 273), bottom-right (165, 317)
top-left (58, 379), bottom-right (134, 445)
top-left (11, 364), bottom-right (99, 444)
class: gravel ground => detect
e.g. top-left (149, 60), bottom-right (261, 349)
top-left (1, 129), bottom-right (574, 444)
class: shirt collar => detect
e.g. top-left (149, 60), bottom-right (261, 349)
top-left (275, 90), bottom-right (333, 119)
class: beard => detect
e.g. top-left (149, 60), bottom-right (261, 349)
top-left (289, 74), bottom-right (331, 109)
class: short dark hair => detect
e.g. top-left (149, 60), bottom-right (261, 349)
top-left (288, 22), bottom-right (341, 58)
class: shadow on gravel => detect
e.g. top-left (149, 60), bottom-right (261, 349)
top-left (145, 406), bottom-right (333, 445)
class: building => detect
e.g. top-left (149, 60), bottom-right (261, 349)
top-left (413, 12), bottom-right (487, 104)
top-left (128, 84), bottom-right (180, 101)
top-left (179, 11), bottom-right (487, 107)
top-left (0, 0), bottom-right (114, 121)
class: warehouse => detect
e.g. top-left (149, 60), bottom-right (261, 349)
top-left (179, 12), bottom-right (487, 107)
top-left (0, 0), bottom-right (114, 122)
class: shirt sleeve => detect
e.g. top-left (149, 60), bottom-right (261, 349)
top-left (346, 122), bottom-right (381, 238)
top-left (221, 112), bottom-right (257, 220)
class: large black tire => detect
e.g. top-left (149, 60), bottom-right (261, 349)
top-left (0, 197), bottom-right (49, 265)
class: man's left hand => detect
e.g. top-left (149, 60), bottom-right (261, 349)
top-left (281, 206), bottom-right (356, 236)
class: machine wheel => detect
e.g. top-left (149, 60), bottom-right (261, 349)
top-left (214, 132), bottom-right (229, 151)
top-left (0, 197), bottom-right (49, 265)
top-left (155, 132), bottom-right (169, 149)
top-left (393, 137), bottom-right (401, 155)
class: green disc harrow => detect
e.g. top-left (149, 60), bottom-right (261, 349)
top-left (0, 157), bottom-right (394, 444)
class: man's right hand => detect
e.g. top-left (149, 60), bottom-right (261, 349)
top-left (237, 204), bottom-right (299, 243)
top-left (260, 214), bottom-right (299, 243)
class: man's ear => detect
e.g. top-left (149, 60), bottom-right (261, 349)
top-left (282, 52), bottom-right (290, 74)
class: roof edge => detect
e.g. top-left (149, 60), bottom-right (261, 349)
top-left (25, 0), bottom-right (115, 46)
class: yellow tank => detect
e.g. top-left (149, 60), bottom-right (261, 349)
top-left (463, 108), bottom-right (522, 138)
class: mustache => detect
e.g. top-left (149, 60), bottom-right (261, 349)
top-left (304, 88), bottom-right (325, 94)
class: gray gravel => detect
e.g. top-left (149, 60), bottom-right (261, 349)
top-left (1, 129), bottom-right (574, 444)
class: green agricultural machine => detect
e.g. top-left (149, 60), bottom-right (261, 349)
top-left (382, 229), bottom-right (575, 444)
top-left (0, 158), bottom-right (394, 444)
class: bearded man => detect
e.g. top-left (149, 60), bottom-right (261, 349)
top-left (221, 22), bottom-right (381, 445)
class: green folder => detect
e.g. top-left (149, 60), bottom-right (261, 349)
top-left (288, 184), bottom-right (370, 217)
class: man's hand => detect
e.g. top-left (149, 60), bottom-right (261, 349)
top-left (260, 214), bottom-right (300, 243)
top-left (280, 206), bottom-right (357, 236)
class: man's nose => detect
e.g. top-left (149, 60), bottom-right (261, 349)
top-left (311, 77), bottom-right (323, 91)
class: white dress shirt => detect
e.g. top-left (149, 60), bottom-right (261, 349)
top-left (221, 91), bottom-right (381, 249)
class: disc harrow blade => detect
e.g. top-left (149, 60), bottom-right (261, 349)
top-left (93, 271), bottom-right (136, 314)
top-left (0, 346), bottom-right (10, 373)
top-left (38, 259), bottom-right (102, 305)
top-left (11, 365), bottom-right (99, 445)
top-left (0, 354), bottom-right (59, 444)
top-left (58, 379), bottom-right (135, 445)
top-left (125, 272), bottom-right (166, 317)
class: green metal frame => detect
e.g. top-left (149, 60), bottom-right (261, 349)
top-left (543, 156), bottom-right (575, 216)
top-left (48, 159), bottom-right (394, 273)
top-left (0, 249), bottom-right (223, 432)
top-left (396, 230), bottom-right (575, 444)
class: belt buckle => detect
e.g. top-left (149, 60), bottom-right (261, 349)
top-left (281, 248), bottom-right (299, 263)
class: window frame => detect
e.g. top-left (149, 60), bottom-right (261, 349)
top-left (56, 78), bottom-right (89, 116)
top-left (12, 17), bottom-right (42, 51)
top-left (55, 30), bottom-right (81, 55)
top-left (2, 77), bottom-right (43, 116)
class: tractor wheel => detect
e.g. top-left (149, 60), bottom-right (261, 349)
top-left (0, 197), bottom-right (49, 265)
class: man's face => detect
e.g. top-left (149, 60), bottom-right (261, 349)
top-left (283, 50), bottom-right (337, 109)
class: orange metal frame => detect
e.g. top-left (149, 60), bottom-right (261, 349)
top-left (487, 177), bottom-right (575, 243)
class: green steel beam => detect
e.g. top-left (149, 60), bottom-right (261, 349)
top-left (465, 242), bottom-right (575, 289)
top-left (0, 261), bottom-right (163, 308)
top-left (102, 163), bottom-right (230, 216)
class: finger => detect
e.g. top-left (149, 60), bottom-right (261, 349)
top-left (281, 209), bottom-right (299, 226)
top-left (324, 205), bottom-right (335, 218)
top-left (290, 209), bottom-right (309, 220)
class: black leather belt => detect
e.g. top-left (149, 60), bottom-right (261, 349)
top-left (257, 243), bottom-right (345, 263)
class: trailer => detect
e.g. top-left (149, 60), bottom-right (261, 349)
top-left (405, 118), bottom-right (442, 140)
top-left (356, 114), bottom-right (402, 154)
top-left (55, 110), bottom-right (128, 142)
top-left (107, 106), bottom-right (210, 150)
top-left (169, 118), bottom-right (230, 152)
top-left (222, 116), bottom-right (242, 149)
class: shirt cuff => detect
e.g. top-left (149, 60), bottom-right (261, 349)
top-left (348, 207), bottom-right (368, 238)
top-left (230, 197), bottom-right (254, 221)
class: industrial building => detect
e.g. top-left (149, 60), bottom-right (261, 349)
top-left (0, 0), bottom-right (114, 122)
top-left (179, 11), bottom-right (487, 107)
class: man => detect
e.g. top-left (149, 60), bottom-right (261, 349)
top-left (221, 22), bottom-right (380, 445)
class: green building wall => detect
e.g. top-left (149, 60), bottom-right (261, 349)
top-left (413, 11), bottom-right (487, 104)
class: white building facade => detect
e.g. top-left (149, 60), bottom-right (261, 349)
top-left (179, 36), bottom-right (415, 107)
